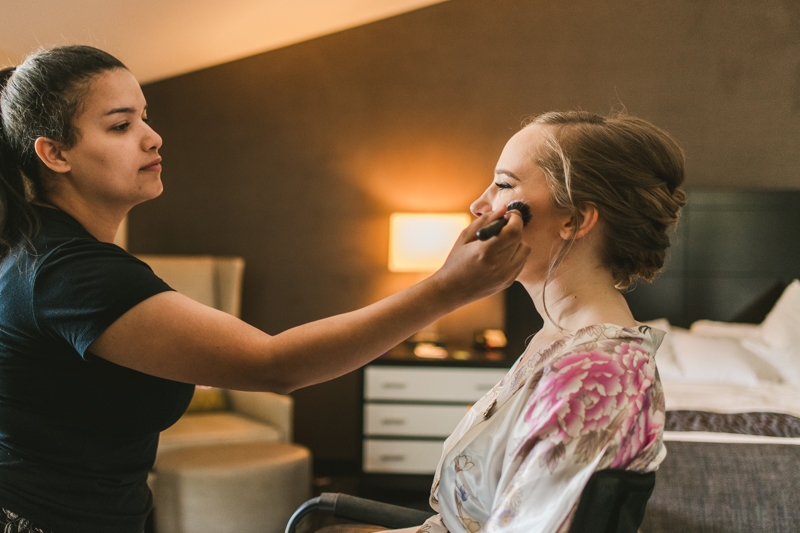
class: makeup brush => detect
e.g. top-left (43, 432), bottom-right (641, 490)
top-left (475, 200), bottom-right (532, 241)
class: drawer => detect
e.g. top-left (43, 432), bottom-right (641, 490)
top-left (364, 366), bottom-right (507, 402)
top-left (363, 439), bottom-right (445, 474)
top-left (364, 404), bottom-right (468, 437)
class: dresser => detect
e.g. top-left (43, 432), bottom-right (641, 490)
top-left (362, 349), bottom-right (512, 477)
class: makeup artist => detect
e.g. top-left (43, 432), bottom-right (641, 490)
top-left (0, 45), bottom-right (528, 533)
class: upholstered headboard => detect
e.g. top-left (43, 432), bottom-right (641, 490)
top-left (504, 190), bottom-right (800, 355)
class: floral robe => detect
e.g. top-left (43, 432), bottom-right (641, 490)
top-left (417, 324), bottom-right (667, 533)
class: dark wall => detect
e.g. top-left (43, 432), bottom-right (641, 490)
top-left (132, 0), bottom-right (800, 463)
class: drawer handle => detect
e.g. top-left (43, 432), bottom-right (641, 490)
top-left (381, 382), bottom-right (407, 389)
top-left (380, 418), bottom-right (406, 426)
top-left (379, 455), bottom-right (406, 462)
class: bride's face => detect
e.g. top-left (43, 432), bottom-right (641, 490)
top-left (470, 125), bottom-right (571, 284)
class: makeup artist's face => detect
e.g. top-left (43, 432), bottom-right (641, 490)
top-left (58, 69), bottom-right (163, 208)
top-left (470, 125), bottom-right (570, 284)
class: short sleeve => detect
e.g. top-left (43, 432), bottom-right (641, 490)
top-left (33, 240), bottom-right (173, 359)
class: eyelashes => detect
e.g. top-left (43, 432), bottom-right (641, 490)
top-left (111, 115), bottom-right (149, 132)
top-left (488, 181), bottom-right (531, 226)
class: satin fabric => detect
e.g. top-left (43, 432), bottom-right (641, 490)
top-left (417, 324), bottom-right (667, 533)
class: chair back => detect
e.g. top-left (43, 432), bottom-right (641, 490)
top-left (568, 469), bottom-right (656, 533)
top-left (136, 255), bottom-right (245, 317)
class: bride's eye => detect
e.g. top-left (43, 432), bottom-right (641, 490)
top-left (495, 182), bottom-right (513, 189)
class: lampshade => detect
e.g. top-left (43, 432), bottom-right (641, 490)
top-left (388, 213), bottom-right (471, 272)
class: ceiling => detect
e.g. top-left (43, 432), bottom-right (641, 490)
top-left (1, 0), bottom-right (448, 84)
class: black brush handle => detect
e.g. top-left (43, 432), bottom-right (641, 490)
top-left (476, 217), bottom-right (508, 241)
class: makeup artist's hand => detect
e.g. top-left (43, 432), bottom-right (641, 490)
top-left (431, 206), bottom-right (529, 302)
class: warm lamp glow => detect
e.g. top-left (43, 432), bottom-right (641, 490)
top-left (388, 213), bottom-right (471, 272)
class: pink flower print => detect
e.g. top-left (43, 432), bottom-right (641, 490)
top-left (612, 386), bottom-right (665, 468)
top-left (521, 341), bottom-right (658, 470)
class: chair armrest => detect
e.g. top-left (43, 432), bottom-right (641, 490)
top-left (226, 390), bottom-right (293, 443)
top-left (285, 493), bottom-right (435, 533)
top-left (331, 493), bottom-right (435, 528)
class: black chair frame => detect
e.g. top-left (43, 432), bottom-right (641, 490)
top-left (285, 469), bottom-right (655, 533)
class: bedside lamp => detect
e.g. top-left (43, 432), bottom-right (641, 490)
top-left (388, 212), bottom-right (470, 357)
top-left (388, 213), bottom-right (471, 273)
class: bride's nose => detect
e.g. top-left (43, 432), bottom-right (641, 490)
top-left (470, 192), bottom-right (491, 218)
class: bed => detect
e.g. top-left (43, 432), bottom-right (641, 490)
top-left (642, 315), bottom-right (800, 532)
top-left (504, 189), bottom-right (800, 532)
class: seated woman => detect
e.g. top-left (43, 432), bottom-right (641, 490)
top-left (331, 110), bottom-right (686, 533)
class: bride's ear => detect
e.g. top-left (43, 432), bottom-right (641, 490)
top-left (559, 202), bottom-right (599, 240)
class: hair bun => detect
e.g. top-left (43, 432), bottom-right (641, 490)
top-left (530, 110), bottom-right (687, 289)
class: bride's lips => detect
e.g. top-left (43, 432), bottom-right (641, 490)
top-left (140, 157), bottom-right (162, 172)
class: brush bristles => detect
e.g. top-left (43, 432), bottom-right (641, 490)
top-left (507, 200), bottom-right (532, 226)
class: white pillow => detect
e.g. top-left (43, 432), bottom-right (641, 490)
top-left (655, 352), bottom-right (684, 382)
top-left (760, 279), bottom-right (800, 350)
top-left (641, 318), bottom-right (684, 381)
top-left (642, 317), bottom-right (670, 334)
top-left (689, 320), bottom-right (761, 341)
top-left (741, 340), bottom-right (800, 386)
top-left (670, 330), bottom-right (783, 386)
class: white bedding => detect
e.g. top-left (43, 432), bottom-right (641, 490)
top-left (661, 380), bottom-right (800, 418)
top-left (647, 281), bottom-right (800, 445)
top-left (663, 431), bottom-right (800, 445)
top-left (661, 380), bottom-right (800, 444)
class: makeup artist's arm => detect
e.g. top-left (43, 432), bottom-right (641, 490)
top-left (89, 209), bottom-right (528, 393)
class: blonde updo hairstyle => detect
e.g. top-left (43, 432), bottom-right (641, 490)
top-left (528, 111), bottom-right (687, 301)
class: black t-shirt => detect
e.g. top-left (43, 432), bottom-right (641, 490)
top-left (0, 206), bottom-right (195, 533)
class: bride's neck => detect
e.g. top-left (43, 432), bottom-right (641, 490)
top-left (521, 263), bottom-right (635, 342)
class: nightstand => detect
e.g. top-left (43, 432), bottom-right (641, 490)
top-left (362, 346), bottom-right (512, 477)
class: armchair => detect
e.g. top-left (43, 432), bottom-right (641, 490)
top-left (136, 255), bottom-right (292, 451)
top-left (138, 255), bottom-right (311, 533)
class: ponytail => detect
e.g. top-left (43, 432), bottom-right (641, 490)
top-left (0, 67), bottom-right (38, 260)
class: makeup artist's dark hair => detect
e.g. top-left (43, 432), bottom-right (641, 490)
top-left (525, 110), bottom-right (687, 323)
top-left (0, 45), bottom-right (126, 259)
